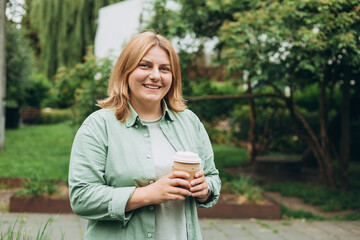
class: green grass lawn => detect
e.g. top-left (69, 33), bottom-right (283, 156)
top-left (0, 123), bottom-right (76, 180)
top-left (213, 145), bottom-right (248, 169)
top-left (0, 124), bottom-right (248, 181)
top-left (212, 144), bottom-right (248, 181)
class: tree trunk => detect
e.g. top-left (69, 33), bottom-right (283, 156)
top-left (247, 81), bottom-right (257, 164)
top-left (339, 76), bottom-right (351, 188)
top-left (0, 0), bottom-right (6, 152)
top-left (318, 78), bottom-right (335, 187)
top-left (286, 95), bottom-right (336, 188)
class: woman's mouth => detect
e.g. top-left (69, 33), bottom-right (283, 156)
top-left (143, 84), bottom-right (161, 89)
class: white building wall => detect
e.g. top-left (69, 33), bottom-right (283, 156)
top-left (94, 0), bottom-right (217, 64)
top-left (95, 0), bottom-right (148, 59)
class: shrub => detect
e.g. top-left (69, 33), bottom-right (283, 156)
top-left (224, 176), bottom-right (263, 202)
top-left (23, 74), bottom-right (52, 108)
top-left (38, 108), bottom-right (72, 124)
top-left (202, 121), bottom-right (232, 145)
top-left (188, 80), bottom-right (246, 123)
top-left (51, 48), bottom-right (113, 125)
top-left (21, 107), bottom-right (70, 125)
top-left (230, 101), bottom-right (311, 153)
top-left (52, 47), bottom-right (113, 109)
top-left (71, 55), bottom-right (113, 126)
top-left (16, 174), bottom-right (59, 198)
top-left (6, 21), bottom-right (35, 107)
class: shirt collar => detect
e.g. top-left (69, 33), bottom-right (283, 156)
top-left (125, 102), bottom-right (139, 127)
top-left (125, 100), bottom-right (175, 127)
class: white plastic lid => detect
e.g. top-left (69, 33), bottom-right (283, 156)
top-left (173, 151), bottom-right (202, 163)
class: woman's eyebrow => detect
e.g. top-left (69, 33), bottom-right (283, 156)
top-left (140, 59), bottom-right (170, 66)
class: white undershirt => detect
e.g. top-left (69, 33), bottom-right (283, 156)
top-left (142, 118), bottom-right (187, 240)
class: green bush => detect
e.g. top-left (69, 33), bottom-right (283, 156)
top-left (52, 47), bottom-right (113, 109)
top-left (51, 48), bottom-right (113, 125)
top-left (202, 121), bottom-right (232, 145)
top-left (293, 82), bottom-right (341, 112)
top-left (6, 22), bottom-right (35, 107)
top-left (225, 176), bottom-right (263, 202)
top-left (24, 74), bottom-right (52, 107)
top-left (188, 80), bottom-right (246, 123)
top-left (16, 174), bottom-right (59, 198)
top-left (337, 211), bottom-right (360, 221)
top-left (38, 108), bottom-right (72, 124)
top-left (231, 100), bottom-right (323, 153)
top-left (71, 55), bottom-right (113, 126)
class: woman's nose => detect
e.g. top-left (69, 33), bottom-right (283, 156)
top-left (149, 68), bottom-right (160, 81)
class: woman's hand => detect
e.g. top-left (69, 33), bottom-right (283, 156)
top-left (146, 171), bottom-right (192, 204)
top-left (125, 171), bottom-right (191, 212)
top-left (189, 170), bottom-right (210, 202)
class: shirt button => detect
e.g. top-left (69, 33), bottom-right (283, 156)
top-left (167, 120), bottom-right (170, 124)
top-left (149, 206), bottom-right (154, 211)
top-left (147, 154), bottom-right (151, 159)
top-left (135, 125), bottom-right (138, 128)
top-left (147, 233), bottom-right (152, 238)
top-left (144, 133), bottom-right (149, 137)
top-left (149, 180), bottom-right (154, 184)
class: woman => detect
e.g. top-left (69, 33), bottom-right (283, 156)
top-left (69, 31), bottom-right (221, 240)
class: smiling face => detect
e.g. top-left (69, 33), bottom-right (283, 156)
top-left (128, 46), bottom-right (172, 115)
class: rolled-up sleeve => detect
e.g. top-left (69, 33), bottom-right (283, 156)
top-left (69, 124), bottom-right (135, 225)
top-left (195, 120), bottom-right (221, 209)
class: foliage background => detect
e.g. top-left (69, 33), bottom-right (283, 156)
top-left (3, 0), bottom-right (360, 191)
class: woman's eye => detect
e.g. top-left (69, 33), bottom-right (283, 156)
top-left (161, 67), bottom-right (170, 72)
top-left (139, 63), bottom-right (149, 68)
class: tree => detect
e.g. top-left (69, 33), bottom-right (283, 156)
top-left (6, 22), bottom-right (34, 107)
top-left (29, 0), bottom-right (123, 79)
top-left (148, 0), bottom-right (273, 164)
top-left (214, 0), bottom-right (360, 187)
top-left (0, 0), bottom-right (6, 151)
top-left (148, 0), bottom-right (360, 187)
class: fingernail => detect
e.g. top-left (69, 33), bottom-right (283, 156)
top-left (191, 181), bottom-right (195, 185)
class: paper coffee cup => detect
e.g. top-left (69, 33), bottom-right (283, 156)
top-left (172, 151), bottom-right (202, 182)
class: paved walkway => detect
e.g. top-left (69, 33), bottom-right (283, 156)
top-left (0, 213), bottom-right (359, 240)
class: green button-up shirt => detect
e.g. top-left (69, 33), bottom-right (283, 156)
top-left (69, 103), bottom-right (221, 240)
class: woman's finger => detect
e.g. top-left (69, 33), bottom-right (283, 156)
top-left (169, 185), bottom-right (191, 196)
top-left (194, 169), bottom-right (205, 178)
top-left (170, 178), bottom-right (191, 189)
top-left (190, 175), bottom-right (205, 187)
top-left (190, 181), bottom-right (207, 192)
top-left (167, 193), bottom-right (187, 201)
top-left (170, 171), bottom-right (190, 180)
top-left (191, 188), bottom-right (208, 198)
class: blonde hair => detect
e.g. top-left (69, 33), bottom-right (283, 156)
top-left (98, 31), bottom-right (186, 121)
